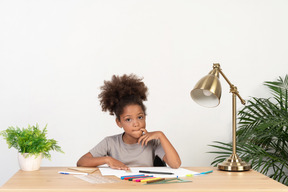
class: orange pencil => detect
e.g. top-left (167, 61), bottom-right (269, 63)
top-left (145, 178), bottom-right (165, 183)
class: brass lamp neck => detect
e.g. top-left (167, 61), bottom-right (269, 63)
top-left (213, 63), bottom-right (246, 105)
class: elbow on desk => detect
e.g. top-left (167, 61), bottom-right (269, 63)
top-left (76, 158), bottom-right (88, 167)
top-left (174, 161), bottom-right (182, 169)
top-left (168, 160), bottom-right (181, 169)
top-left (76, 160), bottom-right (82, 167)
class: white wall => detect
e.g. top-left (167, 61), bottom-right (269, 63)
top-left (0, 0), bottom-right (287, 186)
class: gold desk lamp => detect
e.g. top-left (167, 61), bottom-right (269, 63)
top-left (190, 63), bottom-right (251, 171)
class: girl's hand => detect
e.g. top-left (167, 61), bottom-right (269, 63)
top-left (106, 157), bottom-right (130, 170)
top-left (138, 129), bottom-right (163, 146)
top-left (137, 129), bottom-right (181, 168)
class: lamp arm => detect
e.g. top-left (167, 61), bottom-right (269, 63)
top-left (214, 64), bottom-right (246, 105)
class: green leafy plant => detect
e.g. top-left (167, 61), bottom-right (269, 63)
top-left (0, 124), bottom-right (64, 159)
top-left (209, 75), bottom-right (288, 185)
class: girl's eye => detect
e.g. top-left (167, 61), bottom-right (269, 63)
top-left (125, 118), bottom-right (131, 122)
top-left (138, 116), bottom-right (144, 120)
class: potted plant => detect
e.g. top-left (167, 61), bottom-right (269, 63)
top-left (0, 123), bottom-right (63, 171)
top-left (209, 75), bottom-right (288, 185)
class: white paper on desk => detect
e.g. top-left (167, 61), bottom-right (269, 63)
top-left (99, 167), bottom-right (199, 178)
top-left (99, 167), bottom-right (128, 178)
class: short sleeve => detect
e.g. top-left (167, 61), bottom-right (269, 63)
top-left (154, 140), bottom-right (165, 160)
top-left (89, 138), bottom-right (109, 157)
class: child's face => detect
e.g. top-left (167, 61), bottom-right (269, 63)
top-left (116, 104), bottom-right (146, 142)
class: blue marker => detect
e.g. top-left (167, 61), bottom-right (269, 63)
top-left (58, 171), bottom-right (88, 175)
top-left (120, 174), bottom-right (145, 180)
top-left (198, 170), bottom-right (213, 175)
top-left (186, 170), bottom-right (213, 177)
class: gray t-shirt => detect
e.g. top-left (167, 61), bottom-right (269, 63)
top-left (89, 133), bottom-right (165, 167)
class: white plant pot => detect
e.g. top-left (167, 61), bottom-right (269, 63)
top-left (18, 153), bottom-right (42, 171)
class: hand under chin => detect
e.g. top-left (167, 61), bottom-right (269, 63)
top-left (133, 130), bottom-right (144, 138)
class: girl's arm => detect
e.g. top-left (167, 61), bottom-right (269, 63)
top-left (138, 130), bottom-right (181, 168)
top-left (77, 152), bottom-right (130, 170)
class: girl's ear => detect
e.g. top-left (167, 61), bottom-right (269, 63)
top-left (116, 118), bottom-right (122, 128)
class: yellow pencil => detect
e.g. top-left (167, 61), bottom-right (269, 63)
top-left (140, 177), bottom-right (162, 183)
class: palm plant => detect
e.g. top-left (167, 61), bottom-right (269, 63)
top-left (209, 75), bottom-right (288, 185)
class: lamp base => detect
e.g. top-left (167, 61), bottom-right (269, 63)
top-left (218, 153), bottom-right (251, 172)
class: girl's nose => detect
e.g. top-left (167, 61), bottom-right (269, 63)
top-left (133, 119), bottom-right (139, 127)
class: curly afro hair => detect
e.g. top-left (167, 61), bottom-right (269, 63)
top-left (98, 74), bottom-right (148, 120)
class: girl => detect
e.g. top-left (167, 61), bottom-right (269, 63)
top-left (77, 74), bottom-right (181, 170)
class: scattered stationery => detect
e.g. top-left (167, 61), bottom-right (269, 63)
top-left (99, 167), bottom-right (199, 178)
top-left (96, 167), bottom-right (203, 185)
top-left (59, 167), bottom-right (209, 185)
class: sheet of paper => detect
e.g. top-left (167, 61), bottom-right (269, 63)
top-left (99, 167), bottom-right (199, 178)
top-left (130, 167), bottom-right (199, 178)
top-left (99, 167), bottom-right (128, 178)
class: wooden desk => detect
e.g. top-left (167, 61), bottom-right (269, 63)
top-left (0, 167), bottom-right (287, 192)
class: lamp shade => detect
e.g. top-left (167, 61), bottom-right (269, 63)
top-left (190, 69), bottom-right (222, 108)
